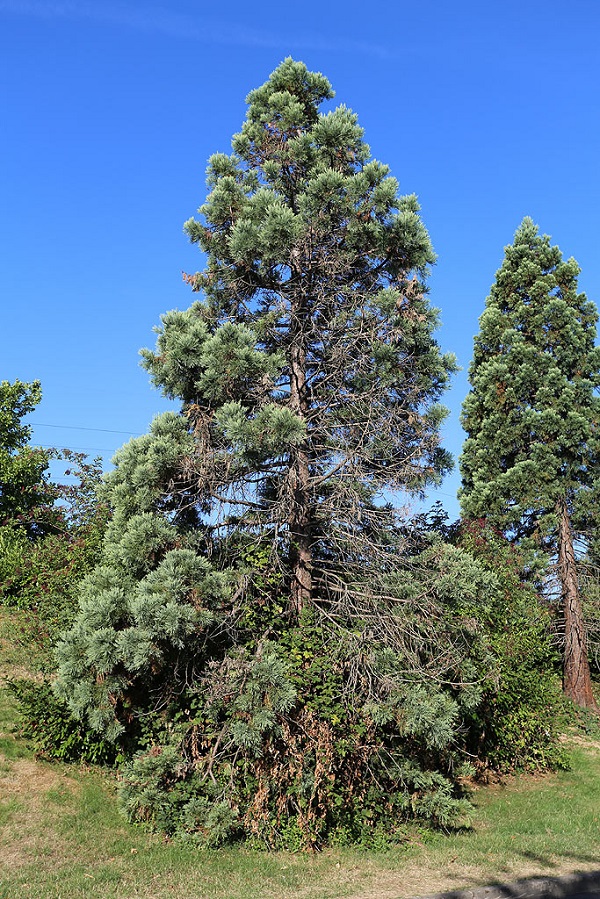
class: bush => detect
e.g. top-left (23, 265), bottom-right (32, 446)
top-left (58, 529), bottom-right (496, 850)
top-left (53, 510), bottom-right (574, 848)
top-left (0, 524), bottom-right (30, 590)
top-left (1, 454), bottom-right (110, 654)
top-left (117, 619), bottom-right (474, 850)
top-left (8, 679), bottom-right (120, 766)
top-left (47, 507), bottom-right (571, 848)
top-left (455, 519), bottom-right (568, 773)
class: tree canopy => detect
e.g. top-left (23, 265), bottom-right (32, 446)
top-left (0, 379), bottom-right (55, 536)
top-left (140, 57), bottom-right (456, 618)
top-left (459, 217), bottom-right (600, 708)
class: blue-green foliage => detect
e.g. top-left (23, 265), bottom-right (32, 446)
top-left (105, 412), bottom-right (195, 520)
top-left (50, 63), bottom-right (567, 850)
top-left (53, 504), bottom-right (565, 847)
top-left (55, 544), bottom-right (232, 741)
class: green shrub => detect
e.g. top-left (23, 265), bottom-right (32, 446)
top-left (119, 742), bottom-right (243, 847)
top-left (455, 519), bottom-right (568, 772)
top-left (0, 524), bottom-right (29, 591)
top-left (115, 605), bottom-right (474, 851)
top-left (8, 679), bottom-right (120, 766)
top-left (1, 454), bottom-right (109, 658)
top-left (50, 508), bottom-right (569, 848)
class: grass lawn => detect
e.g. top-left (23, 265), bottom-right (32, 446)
top-left (1, 608), bottom-right (599, 899)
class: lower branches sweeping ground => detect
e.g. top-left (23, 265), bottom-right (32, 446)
top-left (118, 638), bottom-right (472, 851)
top-left (45, 520), bottom-right (570, 850)
top-left (17, 62), bottom-right (590, 854)
top-left (1, 612), bottom-right (600, 899)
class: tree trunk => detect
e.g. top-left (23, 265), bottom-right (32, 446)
top-left (556, 497), bottom-right (598, 710)
top-left (288, 299), bottom-right (312, 619)
top-left (288, 445), bottom-right (312, 619)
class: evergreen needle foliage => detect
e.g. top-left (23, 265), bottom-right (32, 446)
top-left (52, 65), bottom-right (564, 849)
top-left (460, 218), bottom-right (600, 709)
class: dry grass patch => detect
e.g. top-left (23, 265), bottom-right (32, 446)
top-left (0, 608), bottom-right (48, 686)
top-left (1, 604), bottom-right (600, 899)
top-left (0, 757), bottom-right (81, 871)
top-left (336, 738), bottom-right (600, 899)
top-left (0, 735), bottom-right (599, 899)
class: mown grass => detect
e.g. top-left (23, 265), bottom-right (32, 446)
top-left (1, 607), bottom-right (599, 899)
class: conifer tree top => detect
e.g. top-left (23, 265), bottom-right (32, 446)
top-left (460, 218), bottom-right (600, 539)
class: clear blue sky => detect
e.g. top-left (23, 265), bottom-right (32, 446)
top-left (2, 0), bottom-right (599, 520)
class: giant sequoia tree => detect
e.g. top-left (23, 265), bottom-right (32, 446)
top-left (54, 61), bottom-right (495, 848)
top-left (460, 218), bottom-right (600, 709)
top-left (143, 59), bottom-right (455, 617)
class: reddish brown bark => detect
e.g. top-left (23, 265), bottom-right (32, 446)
top-left (557, 497), bottom-right (598, 710)
top-left (288, 300), bottom-right (312, 619)
top-left (288, 446), bottom-right (312, 619)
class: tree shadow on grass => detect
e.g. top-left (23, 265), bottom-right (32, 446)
top-left (424, 869), bottom-right (600, 899)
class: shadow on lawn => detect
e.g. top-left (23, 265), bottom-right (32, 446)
top-left (421, 869), bottom-right (600, 899)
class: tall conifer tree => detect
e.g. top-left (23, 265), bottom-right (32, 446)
top-left (142, 57), bottom-right (454, 618)
top-left (55, 61), bottom-right (478, 847)
top-left (460, 218), bottom-right (600, 709)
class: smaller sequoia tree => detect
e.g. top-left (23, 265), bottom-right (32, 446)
top-left (460, 218), bottom-right (600, 709)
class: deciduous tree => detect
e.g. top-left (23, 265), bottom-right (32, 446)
top-left (0, 379), bottom-right (55, 535)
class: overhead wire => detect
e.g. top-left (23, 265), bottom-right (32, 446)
top-left (30, 421), bottom-right (143, 436)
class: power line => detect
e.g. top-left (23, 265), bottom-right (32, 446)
top-left (30, 421), bottom-right (143, 436)
top-left (36, 443), bottom-right (116, 453)
top-left (29, 425), bottom-right (460, 499)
